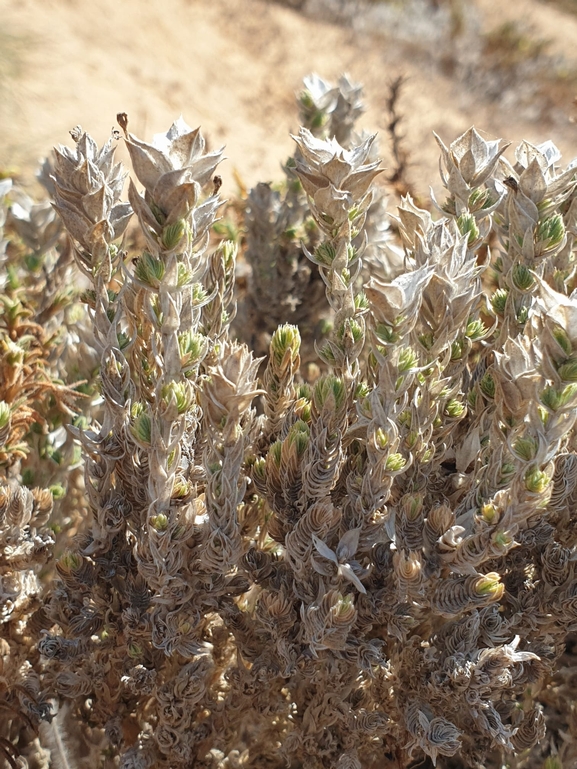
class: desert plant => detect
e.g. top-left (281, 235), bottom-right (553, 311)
top-left (2, 80), bottom-right (577, 769)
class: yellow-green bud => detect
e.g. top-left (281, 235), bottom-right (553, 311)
top-left (150, 513), bottom-right (169, 532)
top-left (557, 358), bottom-right (577, 383)
top-left (252, 457), bottom-right (266, 482)
top-left (444, 399), bottom-right (465, 418)
top-left (553, 327), bottom-right (573, 357)
top-left (161, 219), bottom-right (187, 250)
top-left (128, 643), bottom-right (142, 659)
top-left (179, 331), bottom-right (206, 367)
top-left (475, 572), bottom-right (503, 598)
top-left (135, 251), bottom-right (165, 287)
top-left (375, 428), bottom-right (388, 449)
top-left (131, 412), bottom-right (152, 445)
top-left (161, 380), bottom-right (195, 415)
top-left (271, 324), bottom-right (301, 367)
top-left (386, 453), bottom-right (406, 472)
top-left (466, 319), bottom-right (487, 340)
top-left (0, 401), bottom-right (11, 430)
top-left (269, 441), bottom-right (282, 469)
top-left (481, 503), bottom-right (499, 524)
top-left (480, 373), bottom-right (495, 398)
top-left (491, 288), bottom-right (508, 315)
top-left (512, 435), bottom-right (538, 462)
top-left (314, 375), bottom-right (346, 411)
top-left (457, 212), bottom-right (480, 246)
top-left (524, 467), bottom-right (550, 493)
top-left (315, 242), bottom-right (336, 265)
top-left (536, 213), bottom-right (564, 248)
top-left (511, 263), bottom-right (535, 291)
top-left (398, 347), bottom-right (419, 373)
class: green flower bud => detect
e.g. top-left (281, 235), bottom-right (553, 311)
top-left (219, 240), bottom-right (237, 269)
top-left (375, 324), bottom-right (399, 345)
top-left (294, 397), bottom-right (312, 423)
top-left (334, 593), bottom-right (354, 617)
top-left (524, 467), bottom-right (550, 493)
top-left (418, 332), bottom-right (435, 351)
top-left (161, 219), bottom-right (187, 250)
top-left (318, 342), bottom-right (337, 364)
top-left (128, 643), bottom-right (142, 659)
top-left (177, 262), bottom-right (193, 287)
top-left (314, 375), bottom-right (347, 411)
top-left (337, 318), bottom-right (364, 345)
top-left (398, 347), bottom-right (419, 373)
top-left (271, 324), bottom-right (301, 367)
top-left (149, 201), bottom-right (166, 225)
top-left (135, 251), bottom-right (165, 287)
top-left (355, 381), bottom-right (370, 400)
top-left (131, 412), bottom-right (152, 445)
top-left (421, 448), bottom-right (434, 463)
top-left (58, 551), bottom-right (83, 572)
top-left (512, 435), bottom-right (538, 462)
top-left (49, 484), bottom-right (66, 499)
top-left (492, 530), bottom-right (513, 548)
top-left (468, 188), bottom-right (493, 211)
top-left (511, 263), bottom-right (535, 291)
top-left (536, 213), bottom-right (564, 248)
top-left (444, 399), bottom-right (465, 418)
top-left (481, 503), bottom-right (499, 524)
top-left (466, 319), bottom-right (487, 340)
top-left (398, 410), bottom-right (411, 428)
top-left (287, 420), bottom-right (310, 458)
top-left (191, 283), bottom-right (208, 305)
top-left (457, 212), bottom-right (480, 246)
top-left (131, 401), bottom-right (145, 418)
top-left (451, 339), bottom-right (464, 360)
top-left (474, 572), bottom-right (503, 598)
top-left (553, 327), bottom-right (572, 357)
top-left (150, 513), bottom-right (169, 532)
top-left (491, 288), bottom-right (508, 315)
top-left (172, 478), bottom-right (192, 500)
top-left (557, 358), bottom-right (577, 383)
top-left (0, 401), bottom-right (11, 430)
top-left (375, 428), bottom-right (388, 449)
top-left (386, 453), bottom-right (406, 472)
top-left (161, 380), bottom-right (195, 415)
top-left (252, 457), bottom-right (266, 482)
top-left (405, 431), bottom-right (419, 449)
top-left (315, 242), bottom-right (336, 265)
top-left (480, 373), bottom-right (495, 399)
top-left (179, 331), bottom-right (206, 367)
top-left (4, 339), bottom-right (24, 365)
top-left (269, 441), bottom-right (282, 469)
top-left (499, 462), bottom-right (515, 486)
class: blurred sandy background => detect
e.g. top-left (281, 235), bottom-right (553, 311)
top-left (2, 0), bottom-right (577, 196)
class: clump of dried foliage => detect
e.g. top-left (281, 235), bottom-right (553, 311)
top-left (2, 74), bottom-right (577, 769)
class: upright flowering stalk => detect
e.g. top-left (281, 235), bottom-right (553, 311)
top-left (52, 127), bottom-right (132, 281)
top-left (293, 128), bottom-right (382, 382)
top-left (119, 114), bottom-right (222, 511)
top-left (298, 73), bottom-right (364, 148)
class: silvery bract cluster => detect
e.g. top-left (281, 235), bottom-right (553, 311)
top-left (2, 79), bottom-right (577, 769)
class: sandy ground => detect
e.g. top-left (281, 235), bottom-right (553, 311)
top-left (2, 0), bottom-right (577, 198)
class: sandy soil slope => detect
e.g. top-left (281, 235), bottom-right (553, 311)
top-left (2, 0), bottom-right (577, 196)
